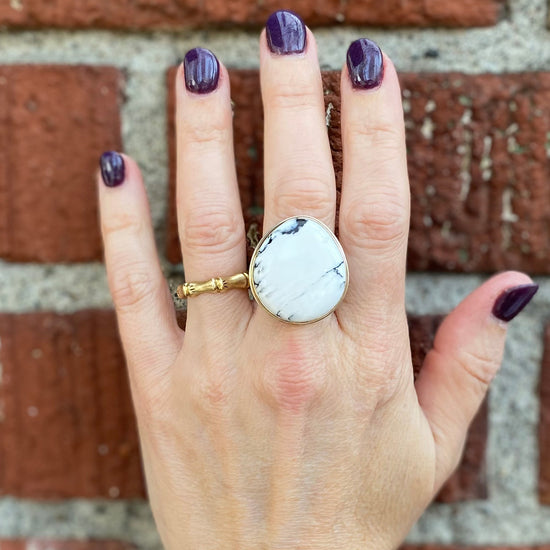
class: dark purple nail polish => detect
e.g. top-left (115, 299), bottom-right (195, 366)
top-left (346, 38), bottom-right (384, 90)
top-left (100, 151), bottom-right (125, 187)
top-left (266, 10), bottom-right (306, 55)
top-left (492, 283), bottom-right (538, 322)
top-left (183, 47), bottom-right (219, 94)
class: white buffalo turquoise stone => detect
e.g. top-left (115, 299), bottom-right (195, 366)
top-left (250, 217), bottom-right (348, 323)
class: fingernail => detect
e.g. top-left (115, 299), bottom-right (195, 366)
top-left (266, 10), bottom-right (306, 55)
top-left (492, 283), bottom-right (538, 322)
top-left (346, 38), bottom-right (384, 90)
top-left (99, 151), bottom-right (125, 187)
top-left (183, 47), bottom-right (220, 94)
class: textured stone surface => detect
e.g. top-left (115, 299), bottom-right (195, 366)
top-left (403, 72), bottom-right (550, 273)
top-left (0, 65), bottom-right (123, 262)
top-left (408, 315), bottom-right (488, 503)
top-left (540, 323), bottom-right (550, 504)
top-left (0, 0), bottom-right (506, 30)
top-left (0, 542), bottom-right (135, 550)
top-left (0, 311), bottom-right (145, 499)
top-left (167, 70), bottom-right (550, 274)
top-left (250, 217), bottom-right (348, 323)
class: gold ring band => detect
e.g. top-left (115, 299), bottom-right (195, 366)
top-left (176, 272), bottom-right (249, 299)
top-left (176, 216), bottom-right (349, 325)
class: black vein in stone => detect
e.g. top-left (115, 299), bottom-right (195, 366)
top-left (280, 218), bottom-right (307, 235)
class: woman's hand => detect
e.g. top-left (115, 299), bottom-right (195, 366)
top-left (97, 11), bottom-right (537, 549)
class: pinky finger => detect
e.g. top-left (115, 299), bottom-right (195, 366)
top-left (98, 152), bottom-right (182, 387)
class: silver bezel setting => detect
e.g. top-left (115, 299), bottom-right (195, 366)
top-left (248, 216), bottom-right (349, 325)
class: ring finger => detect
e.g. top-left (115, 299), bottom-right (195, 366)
top-left (176, 49), bottom-right (251, 331)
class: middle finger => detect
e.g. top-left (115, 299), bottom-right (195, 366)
top-left (261, 10), bottom-right (336, 232)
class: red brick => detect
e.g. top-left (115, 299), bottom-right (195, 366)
top-left (0, 0), bottom-right (505, 30)
top-left (408, 315), bottom-right (488, 502)
top-left (0, 311), bottom-right (145, 499)
top-left (404, 72), bottom-right (550, 273)
top-left (539, 324), bottom-right (550, 504)
top-left (166, 70), bottom-right (550, 274)
top-left (0, 542), bottom-right (135, 550)
top-left (0, 66), bottom-right (123, 262)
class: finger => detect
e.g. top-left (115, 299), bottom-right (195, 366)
top-left (176, 50), bottom-right (250, 328)
top-left (99, 152), bottom-right (182, 384)
top-left (416, 271), bottom-right (538, 492)
top-left (337, 41), bottom-right (409, 337)
top-left (261, 11), bottom-right (335, 232)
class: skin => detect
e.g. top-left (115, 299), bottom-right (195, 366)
top-left (98, 27), bottom-right (533, 550)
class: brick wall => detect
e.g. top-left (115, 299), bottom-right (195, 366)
top-left (0, 0), bottom-right (549, 548)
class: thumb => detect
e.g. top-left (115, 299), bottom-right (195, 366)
top-left (415, 271), bottom-right (538, 493)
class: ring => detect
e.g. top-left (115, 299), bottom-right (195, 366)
top-left (177, 216), bottom-right (349, 325)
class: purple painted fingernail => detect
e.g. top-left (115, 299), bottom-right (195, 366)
top-left (183, 47), bottom-right (220, 94)
top-left (492, 283), bottom-right (538, 322)
top-left (266, 10), bottom-right (306, 55)
top-left (346, 38), bottom-right (384, 90)
top-left (99, 151), bottom-right (125, 187)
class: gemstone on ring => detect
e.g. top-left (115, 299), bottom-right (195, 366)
top-left (249, 216), bottom-right (349, 324)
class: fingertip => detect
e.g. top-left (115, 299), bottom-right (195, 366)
top-left (467, 270), bottom-right (536, 318)
top-left (178, 47), bottom-right (225, 98)
top-left (260, 20), bottom-right (317, 62)
top-left (487, 271), bottom-right (538, 324)
top-left (340, 45), bottom-right (400, 102)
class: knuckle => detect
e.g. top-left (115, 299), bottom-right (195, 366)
top-left (181, 109), bottom-right (232, 147)
top-left (273, 176), bottom-right (334, 221)
top-left (109, 265), bottom-right (160, 312)
top-left (180, 206), bottom-right (244, 254)
top-left (265, 73), bottom-right (321, 111)
top-left (454, 347), bottom-right (500, 392)
top-left (342, 196), bottom-right (409, 250)
top-left (184, 123), bottom-right (229, 147)
top-left (257, 337), bottom-right (330, 413)
top-left (348, 119), bottom-right (404, 150)
top-left (102, 212), bottom-right (145, 241)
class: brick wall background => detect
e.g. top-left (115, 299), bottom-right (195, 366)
top-left (0, 0), bottom-right (549, 548)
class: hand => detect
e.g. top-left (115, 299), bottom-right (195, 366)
top-left (97, 11), bottom-right (537, 550)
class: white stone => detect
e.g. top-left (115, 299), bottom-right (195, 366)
top-left (250, 217), bottom-right (348, 323)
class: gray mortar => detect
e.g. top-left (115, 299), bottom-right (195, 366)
top-left (0, 0), bottom-right (549, 547)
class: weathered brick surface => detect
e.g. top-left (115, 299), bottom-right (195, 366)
top-left (0, 309), bottom-right (485, 501)
top-left (0, 311), bottom-right (145, 499)
top-left (539, 324), bottom-right (550, 504)
top-left (0, 66), bottom-right (123, 262)
top-left (167, 70), bottom-right (550, 274)
top-left (409, 315), bottom-right (488, 502)
top-left (0, 0), bottom-right (506, 30)
top-left (0, 542), bottom-right (135, 550)
top-left (404, 72), bottom-right (550, 273)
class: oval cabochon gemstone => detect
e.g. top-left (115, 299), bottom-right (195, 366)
top-left (250, 217), bottom-right (348, 323)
